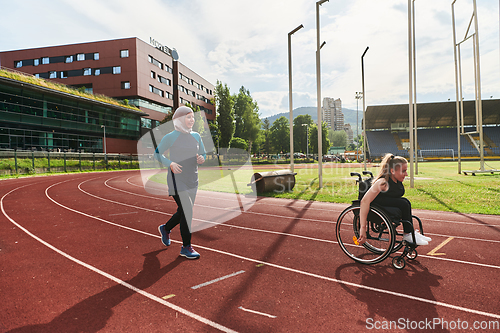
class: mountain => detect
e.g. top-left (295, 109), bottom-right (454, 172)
top-left (262, 106), bottom-right (363, 134)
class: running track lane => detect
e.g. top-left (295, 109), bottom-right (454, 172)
top-left (1, 170), bottom-right (499, 332)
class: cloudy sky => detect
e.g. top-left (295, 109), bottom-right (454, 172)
top-left (0, 0), bottom-right (498, 118)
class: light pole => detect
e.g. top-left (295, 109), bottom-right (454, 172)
top-left (316, 0), bottom-right (328, 188)
top-left (361, 46), bottom-right (369, 171)
top-left (302, 123), bottom-right (309, 157)
top-left (355, 91), bottom-right (363, 161)
top-left (288, 24), bottom-right (304, 173)
top-left (101, 124), bottom-right (107, 163)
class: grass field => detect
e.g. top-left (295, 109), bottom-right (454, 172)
top-left (194, 160), bottom-right (500, 215)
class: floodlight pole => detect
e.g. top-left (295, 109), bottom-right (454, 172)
top-left (361, 47), bottom-right (369, 171)
top-left (288, 24), bottom-right (304, 173)
top-left (407, 0), bottom-right (415, 188)
top-left (412, 0), bottom-right (418, 175)
top-left (316, 0), bottom-right (328, 189)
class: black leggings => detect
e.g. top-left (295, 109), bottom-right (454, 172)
top-left (164, 190), bottom-right (196, 246)
top-left (373, 197), bottom-right (413, 233)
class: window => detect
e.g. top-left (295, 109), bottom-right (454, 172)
top-left (77, 53), bottom-right (85, 61)
top-left (83, 68), bottom-right (92, 76)
top-left (34, 59), bottom-right (39, 66)
top-left (35, 74), bottom-right (40, 78)
top-left (120, 49), bottom-right (129, 58)
top-left (94, 53), bottom-right (99, 60)
top-left (42, 57), bottom-right (49, 64)
top-left (61, 71), bottom-right (68, 79)
top-left (148, 55), bottom-right (163, 69)
top-left (94, 69), bottom-right (100, 76)
top-left (149, 85), bottom-right (163, 97)
top-left (113, 66), bottom-right (121, 74)
top-left (65, 56), bottom-right (73, 63)
top-left (49, 71), bottom-right (57, 79)
top-left (121, 81), bottom-right (131, 89)
top-left (158, 75), bottom-right (170, 86)
top-left (151, 71), bottom-right (156, 79)
top-left (15, 61), bottom-right (22, 68)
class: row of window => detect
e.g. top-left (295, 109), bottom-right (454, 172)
top-left (178, 97), bottom-right (213, 115)
top-left (149, 84), bottom-right (173, 99)
top-left (177, 84), bottom-right (211, 104)
top-left (15, 52), bottom-right (100, 68)
top-left (151, 71), bottom-right (171, 86)
top-left (14, 49), bottom-right (130, 69)
top-left (34, 66), bottom-right (121, 79)
top-left (148, 55), bottom-right (173, 73)
top-left (148, 54), bottom-right (212, 96)
top-left (179, 72), bottom-right (212, 95)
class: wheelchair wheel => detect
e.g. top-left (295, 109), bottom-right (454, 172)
top-left (392, 256), bottom-right (406, 269)
top-left (336, 205), bottom-right (396, 265)
top-left (406, 249), bottom-right (418, 260)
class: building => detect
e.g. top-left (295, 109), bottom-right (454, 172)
top-left (0, 68), bottom-right (145, 153)
top-left (344, 123), bottom-right (353, 144)
top-left (322, 97), bottom-right (344, 131)
top-left (0, 37), bottom-right (215, 137)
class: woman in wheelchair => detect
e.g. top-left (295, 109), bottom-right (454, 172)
top-left (357, 153), bottom-right (431, 246)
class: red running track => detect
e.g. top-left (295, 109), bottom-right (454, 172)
top-left (1, 170), bottom-right (499, 332)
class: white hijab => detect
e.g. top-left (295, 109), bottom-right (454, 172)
top-left (172, 106), bottom-right (194, 133)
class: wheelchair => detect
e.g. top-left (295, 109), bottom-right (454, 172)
top-left (336, 171), bottom-right (425, 269)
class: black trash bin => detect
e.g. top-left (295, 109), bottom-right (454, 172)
top-left (248, 169), bottom-right (297, 194)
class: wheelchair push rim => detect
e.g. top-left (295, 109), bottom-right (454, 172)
top-left (336, 205), bottom-right (396, 265)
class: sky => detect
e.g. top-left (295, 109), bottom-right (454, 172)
top-left (0, 0), bottom-right (498, 118)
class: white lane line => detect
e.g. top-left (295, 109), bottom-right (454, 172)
top-left (125, 174), bottom-right (500, 226)
top-left (191, 270), bottom-right (246, 290)
top-left (109, 211), bottom-right (138, 216)
top-left (0, 184), bottom-right (238, 333)
top-left (109, 178), bottom-right (500, 243)
top-left (44, 180), bottom-right (500, 320)
top-left (238, 306), bottom-right (276, 319)
top-left (88, 179), bottom-right (500, 268)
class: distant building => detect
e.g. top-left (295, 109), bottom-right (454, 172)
top-left (322, 97), bottom-right (344, 131)
top-left (0, 37), bottom-right (215, 137)
top-left (344, 123), bottom-right (353, 144)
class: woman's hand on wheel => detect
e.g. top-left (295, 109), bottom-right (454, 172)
top-left (357, 224), bottom-right (367, 244)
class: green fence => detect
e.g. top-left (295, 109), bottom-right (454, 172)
top-left (0, 149), bottom-right (139, 175)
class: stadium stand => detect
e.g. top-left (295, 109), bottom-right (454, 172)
top-left (364, 100), bottom-right (500, 161)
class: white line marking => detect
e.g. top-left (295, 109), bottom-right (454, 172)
top-left (109, 211), bottom-right (138, 216)
top-left (0, 183), bottom-right (238, 333)
top-left (191, 270), bottom-right (246, 290)
top-left (238, 306), bottom-right (276, 319)
top-left (86, 178), bottom-right (500, 269)
top-left (42, 179), bottom-right (500, 320)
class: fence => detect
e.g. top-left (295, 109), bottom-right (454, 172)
top-left (0, 149), bottom-right (139, 175)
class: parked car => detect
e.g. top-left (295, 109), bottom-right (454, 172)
top-left (323, 154), bottom-right (337, 162)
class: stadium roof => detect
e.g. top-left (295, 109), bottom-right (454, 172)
top-left (365, 99), bottom-right (500, 130)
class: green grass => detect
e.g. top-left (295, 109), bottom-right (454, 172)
top-left (253, 161), bottom-right (500, 215)
top-left (187, 161), bottom-right (500, 215)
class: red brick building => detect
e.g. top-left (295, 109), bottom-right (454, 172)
top-left (0, 37), bottom-right (215, 134)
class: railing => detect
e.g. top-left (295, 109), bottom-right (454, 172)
top-left (0, 149), bottom-right (139, 175)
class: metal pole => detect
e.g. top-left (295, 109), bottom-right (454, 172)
top-left (412, 0), bottom-right (418, 175)
top-left (408, 0), bottom-right (415, 188)
top-left (288, 24), bottom-right (304, 173)
top-left (452, 0), bottom-right (462, 174)
top-left (316, 0), bottom-right (328, 189)
top-left (473, 0), bottom-right (484, 171)
top-left (361, 47), bottom-right (369, 171)
top-left (355, 92), bottom-right (362, 161)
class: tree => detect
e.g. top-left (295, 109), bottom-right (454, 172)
top-left (214, 80), bottom-right (234, 149)
top-left (229, 137), bottom-right (248, 151)
top-left (293, 114), bottom-right (313, 154)
top-left (309, 121), bottom-right (331, 155)
top-left (328, 129), bottom-right (348, 147)
top-left (261, 118), bottom-right (272, 155)
top-left (269, 116), bottom-right (289, 154)
top-left (233, 86), bottom-right (261, 153)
